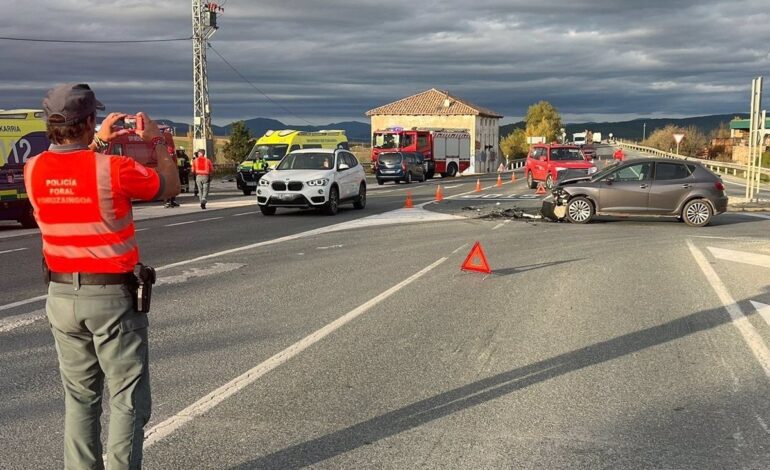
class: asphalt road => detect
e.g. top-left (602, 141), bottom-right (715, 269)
top-left (1, 147), bottom-right (769, 469)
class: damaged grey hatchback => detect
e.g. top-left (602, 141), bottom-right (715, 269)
top-left (541, 158), bottom-right (728, 227)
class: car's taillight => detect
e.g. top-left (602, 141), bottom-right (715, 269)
top-left (715, 181), bottom-right (725, 192)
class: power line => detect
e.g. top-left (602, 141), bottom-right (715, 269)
top-left (208, 43), bottom-right (318, 127)
top-left (0, 36), bottom-right (191, 44)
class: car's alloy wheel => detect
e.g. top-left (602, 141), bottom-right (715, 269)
top-left (353, 184), bottom-right (366, 209)
top-left (566, 197), bottom-right (594, 224)
top-left (324, 186), bottom-right (339, 215)
top-left (546, 175), bottom-right (554, 189)
top-left (682, 199), bottom-right (712, 227)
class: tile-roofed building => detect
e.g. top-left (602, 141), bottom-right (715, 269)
top-left (366, 88), bottom-right (504, 173)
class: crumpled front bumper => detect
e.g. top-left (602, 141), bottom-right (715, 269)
top-left (540, 193), bottom-right (567, 221)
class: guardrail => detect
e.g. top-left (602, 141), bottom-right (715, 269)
top-left (616, 141), bottom-right (770, 178)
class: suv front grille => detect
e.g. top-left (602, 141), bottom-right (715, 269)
top-left (272, 182), bottom-right (287, 191)
top-left (288, 181), bottom-right (303, 191)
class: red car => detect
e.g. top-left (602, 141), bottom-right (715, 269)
top-left (524, 143), bottom-right (597, 189)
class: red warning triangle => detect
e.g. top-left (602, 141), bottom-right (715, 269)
top-left (461, 241), bottom-right (491, 274)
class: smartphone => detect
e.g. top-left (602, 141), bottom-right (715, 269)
top-left (122, 115), bottom-right (144, 131)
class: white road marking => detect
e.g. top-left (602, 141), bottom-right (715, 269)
top-left (687, 240), bottom-right (770, 379)
top-left (143, 256), bottom-right (448, 449)
top-left (316, 244), bottom-right (344, 250)
top-left (164, 216), bottom-right (223, 227)
top-left (164, 220), bottom-right (196, 227)
top-left (708, 246), bottom-right (770, 269)
top-left (452, 243), bottom-right (469, 255)
top-left (444, 184), bottom-right (463, 189)
top-left (0, 295), bottom-right (47, 312)
top-left (232, 211), bottom-right (258, 217)
top-left (0, 309), bottom-right (46, 333)
top-left (156, 263), bottom-right (245, 286)
top-left (750, 301), bottom-right (770, 328)
top-left (0, 247), bottom-right (27, 255)
top-left (492, 223), bottom-right (505, 231)
top-left (135, 228), bottom-right (149, 232)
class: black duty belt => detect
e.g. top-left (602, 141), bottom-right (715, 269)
top-left (49, 272), bottom-right (136, 285)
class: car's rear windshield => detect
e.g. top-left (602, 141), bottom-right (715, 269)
top-left (550, 148), bottom-right (585, 161)
top-left (378, 153), bottom-right (402, 164)
top-left (277, 152), bottom-right (334, 170)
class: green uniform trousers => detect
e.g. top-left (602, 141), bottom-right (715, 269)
top-left (196, 175), bottom-right (211, 203)
top-left (46, 281), bottom-right (151, 470)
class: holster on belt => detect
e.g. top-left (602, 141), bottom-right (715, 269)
top-left (133, 263), bottom-right (157, 313)
top-left (42, 257), bottom-right (51, 285)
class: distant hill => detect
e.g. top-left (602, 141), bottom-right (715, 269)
top-left (500, 114), bottom-right (747, 141)
top-left (158, 118), bottom-right (371, 142)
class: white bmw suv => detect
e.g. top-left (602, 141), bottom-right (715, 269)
top-left (257, 148), bottom-right (367, 215)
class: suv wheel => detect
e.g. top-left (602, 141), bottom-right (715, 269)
top-left (546, 174), bottom-right (554, 189)
top-left (377, 179), bottom-right (384, 185)
top-left (526, 171), bottom-right (536, 189)
top-left (566, 197), bottom-right (594, 224)
top-left (682, 199), bottom-right (712, 227)
top-left (242, 189), bottom-right (253, 196)
top-left (353, 183), bottom-right (366, 209)
top-left (324, 186), bottom-right (339, 215)
top-left (405, 172), bottom-right (412, 184)
top-left (259, 205), bottom-right (276, 216)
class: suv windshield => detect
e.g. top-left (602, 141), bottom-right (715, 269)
top-left (277, 152), bottom-right (334, 170)
top-left (550, 148), bottom-right (584, 161)
top-left (247, 144), bottom-right (288, 162)
top-left (378, 153), bottom-right (402, 165)
top-left (373, 133), bottom-right (400, 149)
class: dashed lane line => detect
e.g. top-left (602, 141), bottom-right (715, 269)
top-left (232, 211), bottom-right (259, 217)
top-left (143, 255), bottom-right (449, 449)
top-left (687, 240), bottom-right (770, 380)
top-left (165, 217), bottom-right (224, 227)
top-left (0, 247), bottom-right (27, 255)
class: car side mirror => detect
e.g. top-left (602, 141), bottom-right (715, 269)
top-left (605, 175), bottom-right (615, 184)
top-left (338, 163), bottom-right (350, 170)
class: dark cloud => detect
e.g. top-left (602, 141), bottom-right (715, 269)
top-left (2, 0), bottom-right (769, 125)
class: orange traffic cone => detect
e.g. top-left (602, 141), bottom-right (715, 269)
top-left (475, 179), bottom-right (482, 192)
top-left (435, 185), bottom-right (444, 202)
top-left (404, 191), bottom-right (414, 208)
top-left (511, 171), bottom-right (517, 182)
top-left (496, 174), bottom-right (502, 188)
top-left (535, 183), bottom-right (547, 195)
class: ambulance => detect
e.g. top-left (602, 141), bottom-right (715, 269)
top-left (0, 109), bottom-right (48, 228)
top-left (236, 129), bottom-right (348, 195)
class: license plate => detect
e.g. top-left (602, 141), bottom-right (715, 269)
top-left (247, 181), bottom-right (257, 186)
top-left (280, 193), bottom-right (294, 200)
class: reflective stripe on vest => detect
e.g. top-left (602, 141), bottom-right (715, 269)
top-left (25, 150), bottom-right (140, 273)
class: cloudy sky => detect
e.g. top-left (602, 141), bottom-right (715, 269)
top-left (2, 0), bottom-right (769, 126)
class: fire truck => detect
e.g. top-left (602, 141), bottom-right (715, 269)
top-left (371, 127), bottom-right (471, 178)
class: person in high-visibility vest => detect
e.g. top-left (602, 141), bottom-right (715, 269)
top-left (23, 83), bottom-right (180, 469)
top-left (613, 148), bottom-right (625, 161)
top-left (192, 148), bottom-right (214, 209)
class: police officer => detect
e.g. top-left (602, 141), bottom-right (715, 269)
top-left (192, 148), bottom-right (214, 209)
top-left (176, 147), bottom-right (191, 192)
top-left (24, 83), bottom-right (180, 470)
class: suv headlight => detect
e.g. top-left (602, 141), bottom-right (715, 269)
top-left (259, 178), bottom-right (270, 186)
top-left (587, 166), bottom-right (598, 174)
top-left (307, 178), bottom-right (329, 186)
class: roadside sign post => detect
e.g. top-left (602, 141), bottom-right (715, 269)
top-left (746, 77), bottom-right (764, 202)
top-left (673, 133), bottom-right (685, 155)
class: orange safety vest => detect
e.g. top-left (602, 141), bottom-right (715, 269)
top-left (193, 156), bottom-right (212, 176)
top-left (24, 150), bottom-right (154, 273)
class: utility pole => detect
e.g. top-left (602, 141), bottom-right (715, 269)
top-left (191, 1), bottom-right (221, 158)
top-left (642, 123), bottom-right (646, 141)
